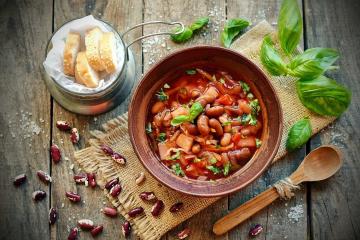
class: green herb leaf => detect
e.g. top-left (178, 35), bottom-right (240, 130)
top-left (296, 75), bottom-right (351, 116)
top-left (189, 17), bottom-right (209, 31)
top-left (223, 162), bottom-right (231, 176)
top-left (156, 133), bottom-right (167, 142)
top-left (171, 115), bottom-right (190, 126)
top-left (222, 121), bottom-right (231, 126)
top-left (172, 163), bottom-right (185, 176)
top-left (219, 78), bottom-right (225, 84)
top-left (221, 18), bottom-right (250, 48)
top-left (240, 81), bottom-right (250, 93)
top-left (171, 26), bottom-right (193, 43)
top-left (278, 0), bottom-right (303, 54)
top-left (145, 122), bottom-right (152, 134)
top-left (288, 48), bottom-right (340, 79)
top-left (186, 69), bottom-right (197, 75)
top-left (167, 149), bottom-right (181, 160)
top-left (249, 99), bottom-right (260, 115)
top-left (286, 118), bottom-right (312, 151)
top-left (156, 88), bottom-right (168, 101)
top-left (206, 166), bottom-right (221, 174)
top-left (256, 138), bottom-right (262, 148)
top-left (249, 115), bottom-right (257, 126)
top-left (247, 93), bottom-right (254, 99)
top-left (260, 36), bottom-right (288, 76)
top-left (170, 102), bottom-right (203, 126)
top-left (209, 157), bottom-right (217, 165)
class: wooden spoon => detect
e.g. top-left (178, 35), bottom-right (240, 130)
top-left (213, 145), bottom-right (342, 235)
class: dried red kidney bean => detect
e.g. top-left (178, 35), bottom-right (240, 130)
top-left (100, 144), bottom-right (114, 156)
top-left (109, 184), bottom-right (122, 197)
top-left (49, 207), bottom-right (58, 225)
top-left (73, 173), bottom-right (87, 184)
top-left (169, 202), bottom-right (184, 213)
top-left (121, 221), bottom-right (131, 238)
top-left (50, 144), bottom-right (61, 163)
top-left (177, 228), bottom-right (191, 239)
top-left (151, 200), bottom-right (164, 217)
top-left (70, 128), bottom-right (80, 144)
top-left (111, 152), bottom-right (126, 165)
top-left (37, 170), bottom-right (52, 184)
top-left (32, 190), bottom-right (46, 201)
top-left (249, 224), bottom-right (263, 237)
top-left (139, 192), bottom-right (157, 203)
top-left (104, 177), bottom-right (119, 190)
top-left (65, 191), bottom-right (81, 202)
top-left (13, 173), bottom-right (26, 186)
top-left (102, 207), bottom-right (117, 217)
top-left (91, 225), bottom-right (103, 237)
top-left (68, 227), bottom-right (78, 240)
top-left (77, 219), bottom-right (94, 230)
top-left (87, 173), bottom-right (96, 188)
top-left (128, 207), bottom-right (144, 218)
top-left (56, 120), bottom-right (71, 131)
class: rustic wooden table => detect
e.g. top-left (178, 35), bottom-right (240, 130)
top-left (1, 0), bottom-right (359, 239)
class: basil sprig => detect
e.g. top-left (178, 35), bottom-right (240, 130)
top-left (278, 0), bottom-right (303, 55)
top-left (260, 36), bottom-right (288, 76)
top-left (286, 118), bottom-right (312, 151)
top-left (170, 102), bottom-right (204, 126)
top-left (288, 48), bottom-right (339, 79)
top-left (171, 17), bottom-right (209, 43)
top-left (221, 18), bottom-right (250, 48)
top-left (297, 76), bottom-right (351, 116)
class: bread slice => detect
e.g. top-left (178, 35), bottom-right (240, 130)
top-left (85, 27), bottom-right (105, 71)
top-left (75, 52), bottom-right (99, 88)
top-left (99, 32), bottom-right (118, 74)
top-left (63, 32), bottom-right (81, 76)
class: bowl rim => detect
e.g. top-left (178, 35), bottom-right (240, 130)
top-left (128, 45), bottom-right (283, 197)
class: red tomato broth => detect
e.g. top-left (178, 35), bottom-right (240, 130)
top-left (146, 67), bottom-right (263, 181)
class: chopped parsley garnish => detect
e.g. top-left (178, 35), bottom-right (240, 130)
top-left (156, 88), bottom-right (168, 101)
top-left (172, 163), bottom-right (185, 176)
top-left (163, 83), bottom-right (171, 89)
top-left (193, 157), bottom-right (202, 163)
top-left (145, 122), bottom-right (152, 134)
top-left (206, 166), bottom-right (221, 174)
top-left (240, 81), bottom-right (250, 93)
top-left (249, 115), bottom-right (258, 125)
top-left (219, 78), bottom-right (225, 84)
top-left (222, 121), bottom-right (232, 126)
top-left (247, 93), bottom-right (254, 99)
top-left (156, 132), bottom-right (166, 142)
top-left (186, 69), bottom-right (197, 75)
top-left (256, 138), bottom-right (262, 148)
top-left (209, 157), bottom-right (217, 165)
top-left (249, 99), bottom-right (260, 115)
top-left (167, 149), bottom-right (181, 160)
top-left (237, 114), bottom-right (257, 126)
top-left (223, 162), bottom-right (231, 176)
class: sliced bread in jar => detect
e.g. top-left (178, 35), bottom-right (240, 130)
top-left (85, 27), bottom-right (105, 71)
top-left (75, 52), bottom-right (99, 88)
top-left (63, 32), bottom-right (81, 76)
top-left (99, 32), bottom-right (118, 74)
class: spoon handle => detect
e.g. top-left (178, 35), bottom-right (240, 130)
top-left (213, 187), bottom-right (280, 235)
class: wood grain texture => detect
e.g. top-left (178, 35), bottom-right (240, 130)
top-left (226, 1), bottom-right (307, 239)
top-left (305, 0), bottom-right (360, 239)
top-left (0, 0), bottom-right (52, 239)
top-left (51, 0), bottom-right (143, 239)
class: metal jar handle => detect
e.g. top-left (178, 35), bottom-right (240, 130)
top-left (121, 21), bottom-right (185, 60)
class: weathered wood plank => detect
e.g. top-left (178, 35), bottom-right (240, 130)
top-left (305, 0), bottom-right (360, 239)
top-left (0, 0), bottom-right (52, 239)
top-left (141, 1), bottom-right (227, 239)
top-left (226, 1), bottom-right (308, 239)
top-left (51, 0), bottom-right (143, 239)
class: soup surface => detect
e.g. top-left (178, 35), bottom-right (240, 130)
top-left (146, 67), bottom-right (263, 180)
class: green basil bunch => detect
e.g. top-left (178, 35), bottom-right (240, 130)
top-left (171, 17), bottom-right (209, 43)
top-left (221, 18), bottom-right (250, 48)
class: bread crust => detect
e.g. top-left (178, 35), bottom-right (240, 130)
top-left (100, 32), bottom-right (118, 74)
top-left (63, 32), bottom-right (81, 76)
top-left (75, 52), bottom-right (99, 88)
top-left (85, 27), bottom-right (105, 71)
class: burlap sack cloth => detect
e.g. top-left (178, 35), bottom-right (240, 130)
top-left (74, 21), bottom-right (335, 240)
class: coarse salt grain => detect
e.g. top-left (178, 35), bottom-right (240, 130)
top-left (288, 204), bottom-right (304, 222)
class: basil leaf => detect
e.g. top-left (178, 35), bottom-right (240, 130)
top-left (260, 36), bottom-right (288, 76)
top-left (287, 48), bottom-right (339, 79)
top-left (278, 0), bottom-right (303, 54)
top-left (188, 102), bottom-right (204, 120)
top-left (190, 17), bottom-right (209, 31)
top-left (171, 26), bottom-right (193, 43)
top-left (221, 18), bottom-right (250, 48)
top-left (171, 115), bottom-right (190, 126)
top-left (286, 118), bottom-right (312, 151)
top-left (297, 75), bottom-right (351, 116)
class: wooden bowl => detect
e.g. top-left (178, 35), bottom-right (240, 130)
top-left (128, 46), bottom-right (282, 197)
